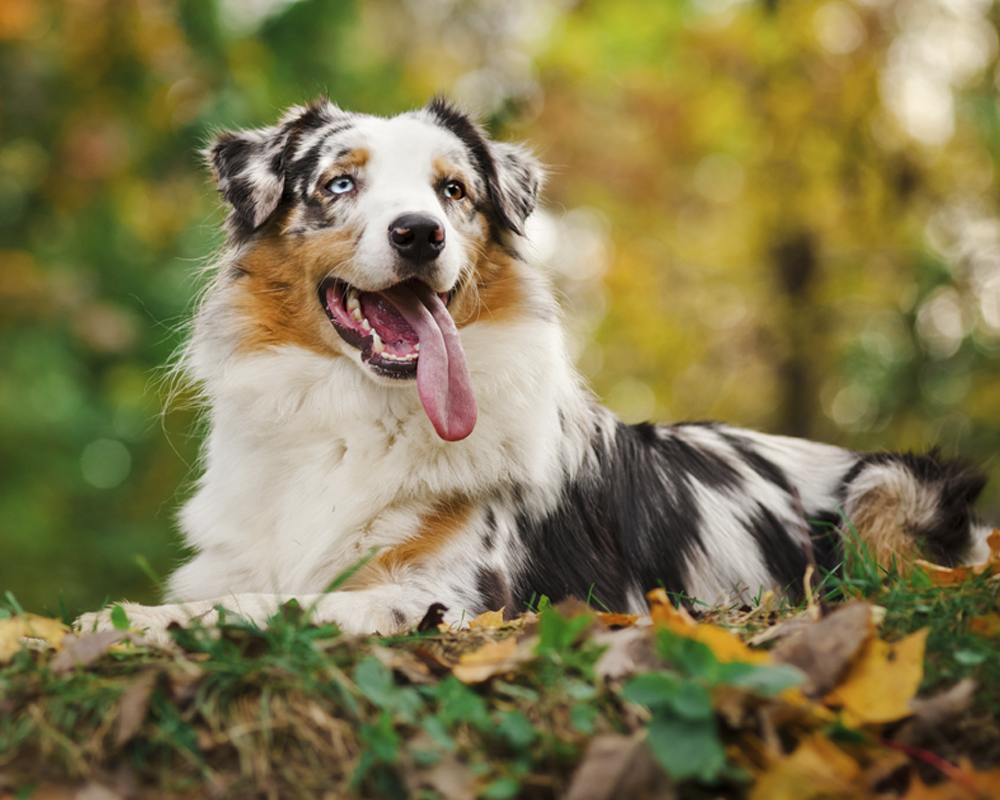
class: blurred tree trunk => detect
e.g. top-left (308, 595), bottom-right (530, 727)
top-left (773, 232), bottom-right (818, 438)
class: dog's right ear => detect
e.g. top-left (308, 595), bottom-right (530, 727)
top-left (204, 101), bottom-right (334, 232)
top-left (204, 124), bottom-right (292, 232)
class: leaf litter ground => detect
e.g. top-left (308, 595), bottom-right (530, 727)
top-left (3, 535), bottom-right (1000, 799)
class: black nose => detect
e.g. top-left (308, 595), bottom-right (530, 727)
top-left (388, 214), bottom-right (445, 262)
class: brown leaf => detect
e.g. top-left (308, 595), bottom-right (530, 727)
top-left (769, 601), bottom-right (874, 698)
top-left (50, 629), bottom-right (146, 673)
top-left (421, 754), bottom-right (478, 800)
top-left (968, 613), bottom-right (1000, 637)
top-left (593, 625), bottom-right (661, 682)
top-left (115, 671), bottom-right (158, 746)
top-left (565, 731), bottom-right (676, 800)
top-left (894, 678), bottom-right (977, 747)
top-left (452, 637), bottom-right (534, 684)
top-left (747, 610), bottom-right (815, 648)
top-left (370, 644), bottom-right (436, 685)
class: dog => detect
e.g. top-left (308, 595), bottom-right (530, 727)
top-left (80, 97), bottom-right (994, 640)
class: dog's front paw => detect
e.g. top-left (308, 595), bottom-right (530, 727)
top-left (75, 601), bottom-right (219, 648)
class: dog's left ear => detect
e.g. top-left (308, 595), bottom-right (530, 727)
top-left (424, 98), bottom-right (544, 236)
top-left (483, 139), bottom-right (544, 236)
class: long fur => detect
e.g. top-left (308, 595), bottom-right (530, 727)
top-left (80, 98), bottom-right (993, 639)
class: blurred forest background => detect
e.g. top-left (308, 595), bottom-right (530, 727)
top-left (3, 0), bottom-right (1000, 614)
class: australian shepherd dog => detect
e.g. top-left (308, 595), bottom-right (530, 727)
top-left (83, 98), bottom-right (993, 639)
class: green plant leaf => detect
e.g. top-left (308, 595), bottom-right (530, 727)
top-left (668, 681), bottom-right (714, 720)
top-left (645, 714), bottom-right (725, 783)
top-left (623, 671), bottom-right (680, 708)
top-left (110, 604), bottom-right (130, 631)
top-left (495, 710), bottom-right (536, 748)
top-left (717, 662), bottom-right (804, 696)
top-left (536, 604), bottom-right (593, 656)
top-left (569, 703), bottom-right (598, 734)
top-left (482, 776), bottom-right (520, 799)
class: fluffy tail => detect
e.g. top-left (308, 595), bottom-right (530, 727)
top-left (840, 451), bottom-right (988, 568)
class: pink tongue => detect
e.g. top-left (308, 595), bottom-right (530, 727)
top-left (382, 283), bottom-right (477, 441)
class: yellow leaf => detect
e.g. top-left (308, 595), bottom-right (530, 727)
top-left (468, 608), bottom-right (506, 629)
top-left (452, 637), bottom-right (533, 683)
top-left (750, 734), bottom-right (865, 800)
top-left (824, 628), bottom-right (929, 726)
top-left (594, 611), bottom-right (640, 628)
top-left (646, 588), bottom-right (697, 627)
top-left (0, 614), bottom-right (70, 663)
top-left (648, 588), bottom-right (766, 664)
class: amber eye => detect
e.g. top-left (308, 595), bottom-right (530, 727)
top-left (443, 180), bottom-right (466, 201)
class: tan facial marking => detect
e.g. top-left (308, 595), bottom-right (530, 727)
top-left (232, 226), bottom-right (360, 356)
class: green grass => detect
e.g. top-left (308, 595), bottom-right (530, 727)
top-left (3, 536), bottom-right (1000, 799)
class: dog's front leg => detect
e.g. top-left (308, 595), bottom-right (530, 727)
top-left (75, 586), bottom-right (465, 645)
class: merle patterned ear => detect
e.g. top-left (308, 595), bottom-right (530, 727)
top-left (485, 139), bottom-right (544, 236)
top-left (424, 98), bottom-right (544, 236)
top-left (205, 123), bottom-right (293, 232)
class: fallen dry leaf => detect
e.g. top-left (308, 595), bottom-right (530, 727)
top-left (370, 644), bottom-right (437, 685)
top-left (594, 612), bottom-right (641, 628)
top-left (769, 602), bottom-right (874, 698)
top-left (647, 588), bottom-right (767, 664)
top-left (824, 628), bottom-right (929, 726)
top-left (0, 614), bottom-right (69, 663)
top-left (452, 636), bottom-right (534, 684)
top-left (899, 760), bottom-right (1000, 800)
top-left (115, 670), bottom-right (158, 746)
top-left (468, 608), bottom-right (506, 630)
top-left (593, 625), bottom-right (661, 682)
top-left (749, 734), bottom-right (866, 800)
top-left (895, 678), bottom-right (977, 747)
top-left (914, 529), bottom-right (1000, 586)
top-left (50, 629), bottom-right (148, 673)
top-left (565, 731), bottom-right (676, 800)
top-left (968, 613), bottom-right (1000, 637)
top-left (747, 610), bottom-right (815, 648)
top-left (646, 588), bottom-right (697, 627)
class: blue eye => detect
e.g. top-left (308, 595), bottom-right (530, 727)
top-left (326, 176), bottom-right (355, 195)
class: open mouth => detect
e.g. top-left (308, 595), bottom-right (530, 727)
top-left (319, 277), bottom-right (477, 441)
top-left (321, 278), bottom-right (447, 376)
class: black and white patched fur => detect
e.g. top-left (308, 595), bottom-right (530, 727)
top-left (80, 98), bottom-right (994, 640)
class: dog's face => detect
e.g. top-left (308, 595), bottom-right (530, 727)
top-left (205, 99), bottom-right (542, 441)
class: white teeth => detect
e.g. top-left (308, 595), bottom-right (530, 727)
top-left (340, 286), bottom-right (418, 361)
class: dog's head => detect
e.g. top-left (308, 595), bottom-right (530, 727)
top-left (204, 98), bottom-right (543, 441)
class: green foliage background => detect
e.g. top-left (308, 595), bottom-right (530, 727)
top-left (2, 0), bottom-right (1000, 614)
